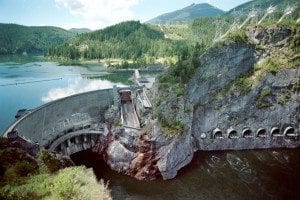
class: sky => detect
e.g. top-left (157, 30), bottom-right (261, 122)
top-left (0, 0), bottom-right (250, 30)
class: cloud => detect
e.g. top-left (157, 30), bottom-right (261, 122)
top-left (42, 78), bottom-right (126, 103)
top-left (54, 0), bottom-right (140, 29)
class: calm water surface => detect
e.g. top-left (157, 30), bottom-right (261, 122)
top-left (0, 55), bottom-right (130, 133)
top-left (76, 149), bottom-right (299, 200)
top-left (1, 56), bottom-right (299, 200)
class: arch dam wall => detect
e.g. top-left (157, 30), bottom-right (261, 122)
top-left (4, 89), bottom-right (114, 147)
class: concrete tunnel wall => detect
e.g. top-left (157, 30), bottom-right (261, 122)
top-left (12, 89), bottom-right (114, 145)
top-left (196, 125), bottom-right (299, 151)
top-left (210, 126), bottom-right (298, 139)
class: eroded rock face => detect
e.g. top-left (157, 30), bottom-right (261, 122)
top-left (187, 42), bottom-right (256, 104)
top-left (246, 25), bottom-right (292, 45)
top-left (104, 126), bottom-right (161, 180)
top-left (156, 131), bottom-right (194, 180)
top-left (103, 121), bottom-right (195, 180)
top-left (106, 140), bottom-right (136, 172)
top-left (191, 69), bottom-right (299, 149)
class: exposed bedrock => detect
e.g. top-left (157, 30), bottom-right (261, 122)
top-left (245, 25), bottom-right (292, 45)
top-left (151, 25), bottom-right (299, 178)
top-left (187, 42), bottom-right (256, 104)
top-left (104, 121), bottom-right (194, 180)
top-left (191, 68), bottom-right (299, 150)
top-left (187, 26), bottom-right (299, 150)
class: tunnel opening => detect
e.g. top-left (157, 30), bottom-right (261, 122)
top-left (284, 126), bottom-right (295, 137)
top-left (70, 150), bottom-right (111, 182)
top-left (271, 127), bottom-right (281, 137)
top-left (213, 128), bottom-right (223, 139)
top-left (256, 128), bottom-right (267, 138)
top-left (227, 129), bottom-right (238, 139)
top-left (242, 129), bottom-right (253, 138)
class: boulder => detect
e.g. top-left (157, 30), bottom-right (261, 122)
top-left (152, 122), bottom-right (194, 180)
top-left (106, 140), bottom-right (136, 172)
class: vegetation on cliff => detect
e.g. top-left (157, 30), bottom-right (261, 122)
top-left (0, 137), bottom-right (111, 200)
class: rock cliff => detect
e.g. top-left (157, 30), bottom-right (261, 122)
top-left (149, 24), bottom-right (299, 179)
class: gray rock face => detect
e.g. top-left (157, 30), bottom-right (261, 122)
top-left (246, 25), bottom-right (292, 45)
top-left (187, 42), bottom-right (256, 104)
top-left (106, 140), bottom-right (136, 172)
top-left (151, 122), bottom-right (194, 180)
top-left (105, 120), bottom-right (196, 180)
top-left (186, 25), bottom-right (299, 151)
top-left (149, 26), bottom-right (299, 179)
top-left (189, 68), bottom-right (299, 150)
top-left (192, 69), bottom-right (298, 134)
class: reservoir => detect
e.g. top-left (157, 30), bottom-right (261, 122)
top-left (0, 56), bottom-right (299, 200)
top-left (0, 55), bottom-right (130, 133)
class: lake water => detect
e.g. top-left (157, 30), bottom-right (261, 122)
top-left (0, 55), bottom-right (130, 133)
top-left (1, 56), bottom-right (299, 200)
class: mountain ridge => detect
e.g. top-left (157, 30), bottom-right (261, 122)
top-left (226, 0), bottom-right (300, 16)
top-left (147, 3), bottom-right (224, 24)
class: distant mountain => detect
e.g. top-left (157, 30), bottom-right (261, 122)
top-left (0, 23), bottom-right (75, 55)
top-left (69, 28), bottom-right (91, 34)
top-left (147, 3), bottom-right (224, 24)
top-left (227, 0), bottom-right (300, 16)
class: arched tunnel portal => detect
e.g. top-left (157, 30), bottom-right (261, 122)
top-left (48, 130), bottom-right (106, 156)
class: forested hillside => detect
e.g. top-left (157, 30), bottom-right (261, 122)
top-left (46, 21), bottom-right (188, 62)
top-left (0, 23), bottom-right (75, 55)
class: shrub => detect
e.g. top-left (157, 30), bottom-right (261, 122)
top-left (156, 109), bottom-right (185, 137)
top-left (277, 89), bottom-right (291, 105)
top-left (235, 76), bottom-right (252, 94)
top-left (226, 29), bottom-right (249, 44)
top-left (37, 149), bottom-right (61, 173)
top-left (265, 58), bottom-right (280, 74)
top-left (292, 81), bottom-right (300, 92)
top-left (257, 87), bottom-right (273, 109)
top-left (3, 161), bottom-right (38, 184)
top-left (51, 169), bottom-right (80, 200)
top-left (0, 167), bottom-right (112, 200)
top-left (0, 148), bottom-right (35, 168)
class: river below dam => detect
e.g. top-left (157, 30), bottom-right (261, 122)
top-left (0, 56), bottom-right (299, 200)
